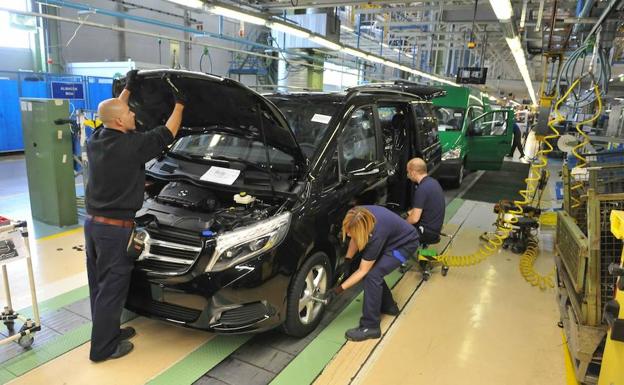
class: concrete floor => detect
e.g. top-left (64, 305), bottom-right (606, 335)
top-left (0, 134), bottom-right (573, 385)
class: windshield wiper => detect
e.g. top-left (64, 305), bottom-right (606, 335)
top-left (168, 152), bottom-right (229, 165)
top-left (205, 155), bottom-right (272, 174)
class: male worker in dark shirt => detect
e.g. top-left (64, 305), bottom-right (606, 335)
top-left (507, 113), bottom-right (526, 159)
top-left (84, 70), bottom-right (185, 361)
top-left (406, 158), bottom-right (445, 244)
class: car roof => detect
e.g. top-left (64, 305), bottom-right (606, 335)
top-left (266, 83), bottom-right (443, 103)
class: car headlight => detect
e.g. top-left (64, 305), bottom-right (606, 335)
top-left (205, 212), bottom-right (291, 272)
top-left (442, 148), bottom-right (461, 161)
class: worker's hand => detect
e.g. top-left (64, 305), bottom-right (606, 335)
top-left (162, 74), bottom-right (187, 106)
top-left (124, 69), bottom-right (139, 93)
top-left (335, 260), bottom-right (352, 281)
top-left (316, 285), bottom-right (344, 305)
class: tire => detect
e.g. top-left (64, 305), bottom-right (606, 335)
top-left (282, 252), bottom-right (331, 337)
top-left (451, 161), bottom-right (464, 188)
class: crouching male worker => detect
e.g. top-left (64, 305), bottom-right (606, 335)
top-left (406, 158), bottom-right (445, 244)
top-left (319, 206), bottom-right (420, 341)
top-left (84, 70), bottom-right (185, 361)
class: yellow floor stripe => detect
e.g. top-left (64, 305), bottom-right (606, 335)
top-left (37, 227), bottom-right (83, 241)
top-left (562, 331), bottom-right (580, 385)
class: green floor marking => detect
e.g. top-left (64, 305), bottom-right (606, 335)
top-left (445, 197), bottom-right (464, 222)
top-left (19, 285), bottom-right (89, 318)
top-left (0, 368), bottom-right (16, 385)
top-left (147, 334), bottom-right (251, 385)
top-left (269, 271), bottom-right (402, 385)
top-left (0, 323), bottom-right (91, 380)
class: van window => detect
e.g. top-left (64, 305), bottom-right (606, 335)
top-left (378, 104), bottom-right (409, 173)
top-left (435, 107), bottom-right (465, 132)
top-left (471, 110), bottom-right (509, 136)
top-left (339, 106), bottom-right (377, 172)
top-left (416, 103), bottom-right (438, 149)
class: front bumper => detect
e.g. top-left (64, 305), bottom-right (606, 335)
top-left (126, 249), bottom-right (289, 334)
top-left (433, 159), bottom-right (462, 180)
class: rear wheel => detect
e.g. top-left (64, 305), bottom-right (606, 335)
top-left (282, 252), bottom-right (330, 337)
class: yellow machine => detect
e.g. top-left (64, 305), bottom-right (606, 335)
top-left (598, 210), bottom-right (624, 385)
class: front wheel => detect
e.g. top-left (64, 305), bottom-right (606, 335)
top-left (451, 161), bottom-right (464, 188)
top-left (282, 252), bottom-right (331, 337)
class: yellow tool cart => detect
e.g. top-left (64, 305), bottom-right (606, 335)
top-left (598, 210), bottom-right (624, 385)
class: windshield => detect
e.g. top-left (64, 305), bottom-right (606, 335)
top-left (170, 132), bottom-right (295, 168)
top-left (434, 107), bottom-right (465, 132)
top-left (270, 98), bottom-right (344, 158)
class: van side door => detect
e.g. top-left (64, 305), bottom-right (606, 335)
top-left (464, 109), bottom-right (513, 170)
top-left (413, 102), bottom-right (442, 173)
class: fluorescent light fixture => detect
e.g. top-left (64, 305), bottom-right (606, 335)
top-left (341, 25), bottom-right (354, 32)
top-left (309, 36), bottom-right (342, 50)
top-left (488, 0), bottom-right (513, 21)
top-left (386, 61), bottom-right (402, 69)
top-left (343, 47), bottom-right (368, 59)
top-left (489, 96), bottom-right (498, 101)
top-left (505, 36), bottom-right (537, 105)
top-left (366, 54), bottom-right (386, 64)
top-left (268, 21), bottom-right (310, 38)
top-left (167, 0), bottom-right (204, 8)
top-left (210, 5), bottom-right (267, 26)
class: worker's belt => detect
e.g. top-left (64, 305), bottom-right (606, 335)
top-left (392, 249), bottom-right (407, 264)
top-left (88, 215), bottom-right (134, 229)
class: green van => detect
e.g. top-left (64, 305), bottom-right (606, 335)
top-left (432, 86), bottom-right (514, 186)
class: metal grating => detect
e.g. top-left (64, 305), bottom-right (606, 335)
top-left (600, 201), bottom-right (624, 311)
top-left (137, 259), bottom-right (188, 273)
top-left (556, 211), bottom-right (588, 294)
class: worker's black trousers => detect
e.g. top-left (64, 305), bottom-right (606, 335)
top-left (84, 219), bottom-right (134, 361)
top-left (509, 135), bottom-right (525, 157)
top-left (361, 243), bottom-right (419, 329)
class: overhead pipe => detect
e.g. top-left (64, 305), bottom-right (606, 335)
top-left (4, 6), bottom-right (381, 81)
top-left (37, 0), bottom-right (326, 66)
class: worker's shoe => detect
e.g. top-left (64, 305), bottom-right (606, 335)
top-left (345, 326), bottom-right (381, 342)
top-left (381, 302), bottom-right (400, 316)
top-left (108, 341), bottom-right (134, 360)
top-left (120, 327), bottom-right (136, 340)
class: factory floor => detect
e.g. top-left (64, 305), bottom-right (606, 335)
top-left (0, 135), bottom-right (577, 385)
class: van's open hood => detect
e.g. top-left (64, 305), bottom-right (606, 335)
top-left (113, 69), bottom-right (306, 167)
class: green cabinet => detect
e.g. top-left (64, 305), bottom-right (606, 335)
top-left (20, 98), bottom-right (77, 226)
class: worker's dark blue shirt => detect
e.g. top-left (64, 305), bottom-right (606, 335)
top-left (411, 176), bottom-right (445, 235)
top-left (359, 205), bottom-right (420, 262)
top-left (86, 126), bottom-right (173, 219)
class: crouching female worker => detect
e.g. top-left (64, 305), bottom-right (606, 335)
top-left (320, 205), bottom-right (420, 341)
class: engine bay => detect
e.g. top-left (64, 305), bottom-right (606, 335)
top-left (138, 179), bottom-right (282, 234)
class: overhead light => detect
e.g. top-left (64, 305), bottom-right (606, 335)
top-left (343, 47), bottom-right (368, 59)
top-left (309, 36), bottom-right (342, 50)
top-left (166, 0), bottom-right (204, 8)
top-left (488, 0), bottom-right (513, 21)
top-left (505, 36), bottom-right (537, 105)
top-left (366, 55), bottom-right (386, 64)
top-left (386, 61), bottom-right (402, 69)
top-left (489, 96), bottom-right (498, 101)
top-left (210, 5), bottom-right (267, 26)
top-left (268, 21), bottom-right (310, 38)
top-left (341, 25), bottom-right (354, 32)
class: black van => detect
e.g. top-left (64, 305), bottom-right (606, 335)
top-left (117, 71), bottom-right (442, 337)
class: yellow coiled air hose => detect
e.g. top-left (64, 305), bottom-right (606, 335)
top-left (519, 237), bottom-right (554, 290)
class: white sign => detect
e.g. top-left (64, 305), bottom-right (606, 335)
top-left (200, 166), bottom-right (241, 185)
top-left (311, 114), bottom-right (332, 124)
top-left (0, 230), bottom-right (27, 266)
